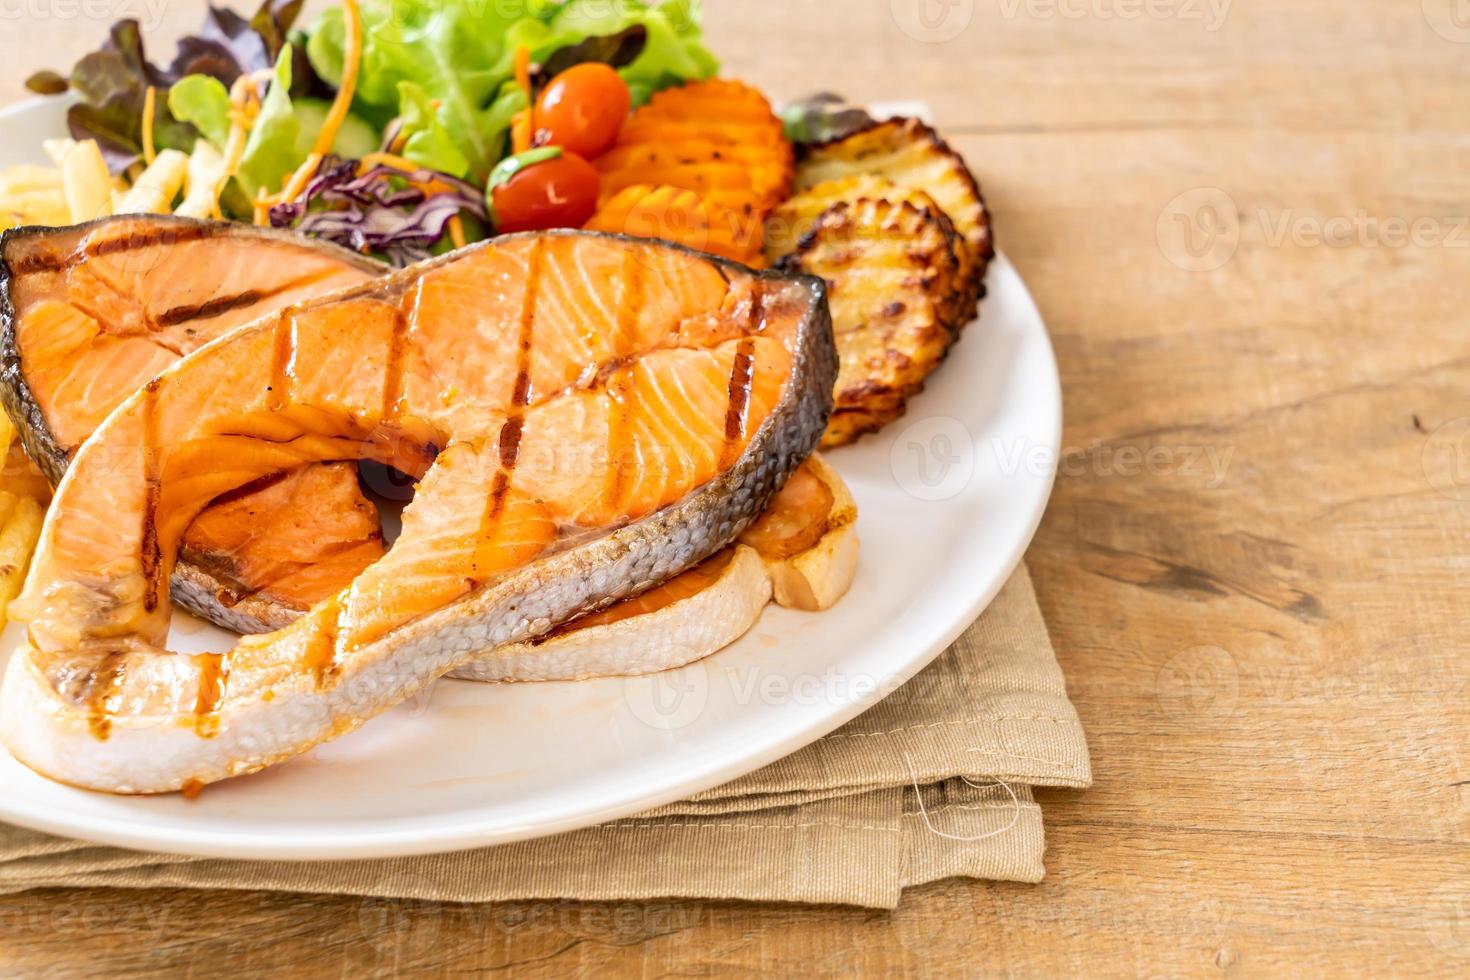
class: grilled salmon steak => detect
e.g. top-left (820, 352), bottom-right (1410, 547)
top-left (0, 216), bottom-right (387, 633)
top-left (1, 230), bottom-right (836, 793)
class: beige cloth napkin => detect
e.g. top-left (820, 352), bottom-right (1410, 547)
top-left (0, 564), bottom-right (1089, 909)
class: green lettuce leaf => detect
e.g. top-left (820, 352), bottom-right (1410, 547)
top-left (396, 81), bottom-right (471, 178)
top-left (168, 74), bottom-right (232, 149)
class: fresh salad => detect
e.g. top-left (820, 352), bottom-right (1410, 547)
top-left (7, 0), bottom-right (720, 264)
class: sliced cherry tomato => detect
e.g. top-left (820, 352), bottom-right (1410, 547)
top-left (534, 63), bottom-right (631, 159)
top-left (490, 151), bottom-right (601, 234)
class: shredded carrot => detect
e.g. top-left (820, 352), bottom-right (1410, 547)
top-left (448, 214), bottom-right (466, 249)
top-left (311, 0), bottom-right (362, 159)
top-left (263, 0), bottom-right (363, 224)
top-left (141, 86), bottom-right (157, 166)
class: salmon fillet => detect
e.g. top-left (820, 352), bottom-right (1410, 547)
top-left (0, 217), bottom-right (387, 631)
top-left (1, 230), bottom-right (836, 794)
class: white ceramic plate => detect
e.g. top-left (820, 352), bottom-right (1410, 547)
top-left (0, 97), bottom-right (1060, 859)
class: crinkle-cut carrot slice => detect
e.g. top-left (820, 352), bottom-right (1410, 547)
top-left (590, 79), bottom-right (794, 258)
top-left (586, 184), bottom-right (764, 266)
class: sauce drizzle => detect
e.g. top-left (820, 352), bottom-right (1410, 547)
top-left (85, 653), bottom-right (128, 741)
top-left (192, 653), bottom-right (229, 738)
top-left (267, 311), bottom-right (296, 412)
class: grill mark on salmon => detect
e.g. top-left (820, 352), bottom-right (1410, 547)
top-left (268, 311), bottom-right (296, 413)
top-left (155, 266), bottom-right (345, 329)
top-left (139, 378), bottom-right (164, 614)
top-left (0, 230), bottom-right (836, 794)
top-left (603, 249), bottom-right (644, 514)
top-left (722, 338), bottom-right (759, 466)
top-left (381, 304), bottom-right (410, 423)
top-left (84, 223), bottom-right (214, 259)
top-left (477, 239), bottom-right (544, 584)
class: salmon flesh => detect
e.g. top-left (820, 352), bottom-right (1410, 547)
top-left (0, 216), bottom-right (387, 633)
top-left (1, 230), bottom-right (836, 793)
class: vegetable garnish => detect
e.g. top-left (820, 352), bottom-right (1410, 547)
top-left (269, 156), bottom-right (487, 266)
top-left (534, 64), bottom-right (631, 157)
top-left (141, 86), bottom-right (159, 166)
top-left (778, 93), bottom-right (876, 146)
top-left (26, 2), bottom-right (308, 173)
top-left (489, 150), bottom-right (600, 235)
top-left (21, 0), bottom-right (719, 260)
top-left (486, 148), bottom-right (565, 192)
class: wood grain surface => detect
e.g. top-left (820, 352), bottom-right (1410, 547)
top-left (4, 0), bottom-right (1470, 974)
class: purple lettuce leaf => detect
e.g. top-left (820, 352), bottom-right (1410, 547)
top-left (270, 157), bottom-right (488, 267)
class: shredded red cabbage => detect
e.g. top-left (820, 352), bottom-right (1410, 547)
top-left (269, 157), bottom-right (488, 266)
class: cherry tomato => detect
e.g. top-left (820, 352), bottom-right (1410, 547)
top-left (534, 64), bottom-right (631, 159)
top-left (491, 151), bottom-right (601, 233)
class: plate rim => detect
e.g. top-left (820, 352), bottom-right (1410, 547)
top-left (0, 96), bottom-right (1061, 859)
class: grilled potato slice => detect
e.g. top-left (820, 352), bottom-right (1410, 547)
top-left (795, 118), bottom-right (992, 311)
top-left (777, 197), bottom-right (964, 447)
top-left (765, 174), bottom-right (970, 329)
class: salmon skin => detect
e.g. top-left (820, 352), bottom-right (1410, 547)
top-left (1, 230), bottom-right (836, 794)
top-left (0, 216), bottom-right (387, 633)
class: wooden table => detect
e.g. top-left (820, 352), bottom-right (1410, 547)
top-left (4, 0), bottom-right (1470, 973)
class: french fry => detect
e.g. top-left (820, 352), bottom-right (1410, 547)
top-left (115, 148), bottom-right (189, 215)
top-left (3, 444), bottom-right (51, 503)
top-left (0, 164), bottom-right (69, 229)
top-left (175, 141), bottom-right (227, 219)
top-left (42, 138), bottom-right (76, 167)
top-left (0, 410), bottom-right (13, 460)
top-left (0, 492), bottom-right (16, 532)
top-left (62, 139), bottom-right (113, 224)
top-left (0, 495), bottom-right (43, 627)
